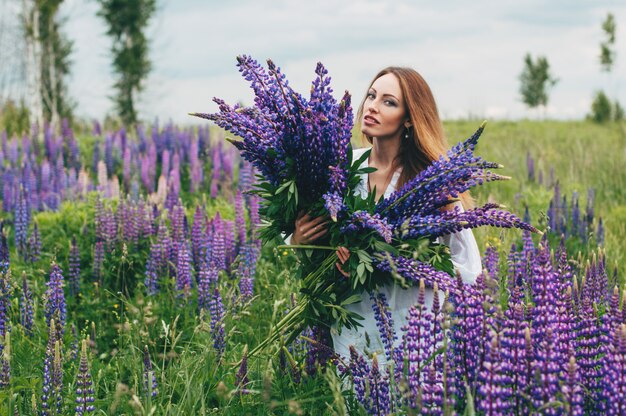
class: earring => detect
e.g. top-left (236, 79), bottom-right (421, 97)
top-left (404, 126), bottom-right (411, 139)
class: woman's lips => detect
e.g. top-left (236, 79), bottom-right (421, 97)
top-left (363, 115), bottom-right (379, 126)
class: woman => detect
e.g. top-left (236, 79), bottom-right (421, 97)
top-left (290, 67), bottom-right (482, 365)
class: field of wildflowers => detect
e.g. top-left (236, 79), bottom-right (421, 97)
top-left (0, 119), bottom-right (623, 414)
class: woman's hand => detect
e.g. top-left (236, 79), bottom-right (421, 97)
top-left (291, 211), bottom-right (329, 245)
top-left (336, 246), bottom-right (350, 277)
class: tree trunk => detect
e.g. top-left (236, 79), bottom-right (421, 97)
top-left (47, 16), bottom-right (59, 128)
top-left (22, 0), bottom-right (43, 136)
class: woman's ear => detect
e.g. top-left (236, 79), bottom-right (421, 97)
top-left (404, 121), bottom-right (412, 129)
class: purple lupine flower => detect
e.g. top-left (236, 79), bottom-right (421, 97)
top-left (169, 200), bottom-right (186, 244)
top-left (421, 363), bottom-right (444, 416)
top-left (530, 242), bottom-right (561, 346)
top-left (144, 242), bottom-right (161, 296)
top-left (41, 322), bottom-right (63, 416)
top-left (122, 146), bottom-right (131, 189)
top-left (210, 145), bottom-right (221, 198)
top-left (397, 203), bottom-right (538, 242)
top-left (235, 345), bottom-right (249, 392)
top-left (341, 210), bottom-right (392, 243)
top-left (477, 334), bottom-right (513, 415)
top-left (368, 354), bottom-right (391, 415)
top-left (450, 275), bottom-right (485, 402)
top-left (27, 222), bottom-right (41, 263)
top-left (526, 151), bottom-right (535, 182)
top-left (370, 291), bottom-right (396, 363)
top-left (20, 273), bottom-right (34, 335)
top-left (530, 327), bottom-right (563, 412)
top-left (104, 134), bottom-right (114, 175)
top-left (68, 324), bottom-right (79, 361)
top-left (0, 223), bottom-right (9, 265)
top-left (562, 355), bottom-right (583, 416)
top-left (247, 195), bottom-right (261, 247)
top-left (209, 288), bottom-right (225, 354)
top-left (143, 346), bottom-right (158, 398)
top-left (237, 244), bottom-right (259, 301)
top-left (198, 262), bottom-right (219, 313)
top-left (323, 192), bottom-right (345, 222)
top-left (482, 244), bottom-right (499, 280)
top-left (220, 219), bottom-right (234, 268)
top-left (597, 217), bottom-right (604, 246)
top-left (69, 237), bottom-right (81, 296)
top-left (238, 160), bottom-right (252, 192)
top-left (344, 345), bottom-right (369, 408)
top-left (585, 188), bottom-right (595, 234)
top-left (14, 186), bottom-right (31, 256)
top-left (93, 241), bottom-right (104, 284)
top-left (0, 335), bottom-right (9, 389)
top-left (499, 289), bottom-right (530, 412)
top-left (75, 340), bottom-right (96, 414)
top-left (191, 205), bottom-right (207, 270)
top-left (401, 280), bottom-right (438, 409)
top-left (575, 296), bottom-right (608, 412)
top-left (234, 190), bottom-right (247, 252)
top-left (194, 56), bottom-right (353, 208)
top-left (45, 263), bottom-right (67, 336)
top-left (92, 120), bottom-right (101, 136)
top-left (375, 125), bottom-right (498, 220)
top-left (303, 325), bottom-right (334, 376)
top-left (375, 253), bottom-right (459, 298)
top-left (0, 262), bottom-right (10, 339)
top-left (176, 243), bottom-right (192, 299)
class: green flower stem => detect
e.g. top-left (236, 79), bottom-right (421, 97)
top-left (276, 244), bottom-right (337, 251)
top-left (248, 251), bottom-right (339, 360)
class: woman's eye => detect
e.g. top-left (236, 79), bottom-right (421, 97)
top-left (366, 92), bottom-right (375, 99)
top-left (385, 100), bottom-right (397, 106)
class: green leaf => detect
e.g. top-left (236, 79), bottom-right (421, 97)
top-left (276, 180), bottom-right (292, 194)
top-left (357, 262), bottom-right (365, 277)
top-left (351, 148), bottom-right (371, 169)
top-left (341, 294), bottom-right (362, 306)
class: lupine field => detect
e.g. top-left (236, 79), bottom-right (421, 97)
top-left (0, 118), bottom-right (624, 415)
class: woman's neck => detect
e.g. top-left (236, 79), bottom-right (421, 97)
top-left (370, 137), bottom-right (401, 169)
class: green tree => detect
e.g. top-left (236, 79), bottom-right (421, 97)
top-left (98, 0), bottom-right (157, 127)
top-left (593, 12), bottom-right (621, 122)
top-left (600, 12), bottom-right (616, 72)
top-left (519, 53), bottom-right (559, 113)
top-left (589, 90), bottom-right (612, 123)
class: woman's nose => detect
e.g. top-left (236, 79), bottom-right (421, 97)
top-left (365, 100), bottom-right (378, 113)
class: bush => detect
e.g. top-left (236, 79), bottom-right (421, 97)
top-left (589, 90), bottom-right (624, 122)
top-left (589, 90), bottom-right (612, 123)
top-left (0, 100), bottom-right (30, 136)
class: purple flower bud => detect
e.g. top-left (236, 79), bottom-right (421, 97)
top-left (69, 237), bottom-right (81, 296)
top-left (45, 263), bottom-right (66, 336)
top-left (75, 340), bottom-right (96, 414)
top-left (0, 263), bottom-right (10, 338)
top-left (143, 346), bottom-right (158, 398)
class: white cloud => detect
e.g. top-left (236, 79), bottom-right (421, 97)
top-left (42, 0), bottom-right (626, 123)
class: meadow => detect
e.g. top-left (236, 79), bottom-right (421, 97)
top-left (0, 119), bottom-right (624, 415)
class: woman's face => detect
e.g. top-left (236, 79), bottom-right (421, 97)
top-left (361, 73), bottom-right (408, 140)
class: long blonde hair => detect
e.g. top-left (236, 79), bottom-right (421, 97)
top-left (357, 67), bottom-right (473, 209)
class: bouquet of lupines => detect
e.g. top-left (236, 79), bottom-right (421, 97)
top-left (193, 56), bottom-right (538, 355)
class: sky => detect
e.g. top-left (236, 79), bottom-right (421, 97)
top-left (24, 0), bottom-right (626, 124)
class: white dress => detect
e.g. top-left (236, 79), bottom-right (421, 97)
top-left (329, 147), bottom-right (483, 366)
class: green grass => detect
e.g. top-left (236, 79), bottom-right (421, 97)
top-left (1, 120), bottom-right (624, 414)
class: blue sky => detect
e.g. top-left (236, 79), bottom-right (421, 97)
top-left (54, 0), bottom-right (626, 123)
